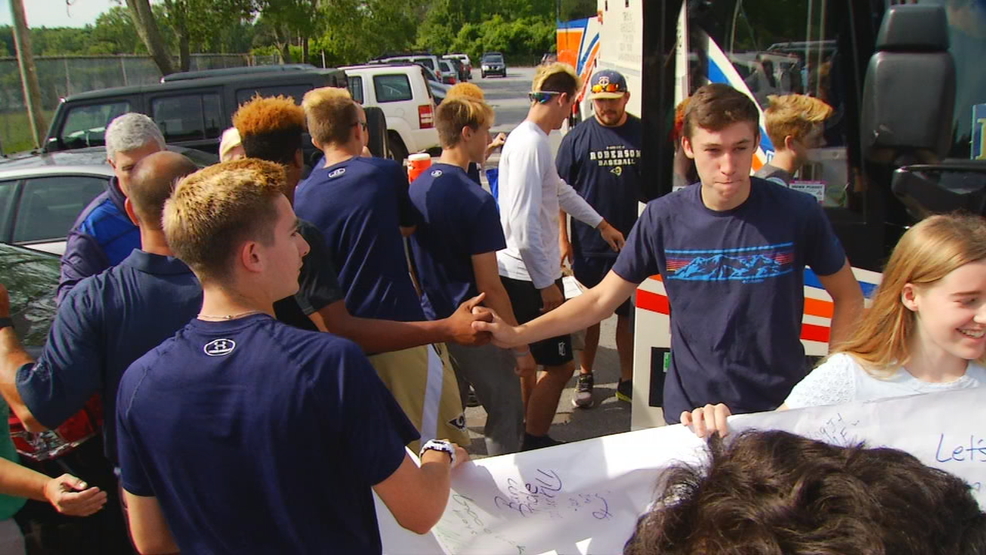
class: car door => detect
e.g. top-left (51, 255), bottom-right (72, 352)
top-left (6, 175), bottom-right (109, 254)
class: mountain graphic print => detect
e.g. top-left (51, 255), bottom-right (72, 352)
top-left (666, 243), bottom-right (795, 282)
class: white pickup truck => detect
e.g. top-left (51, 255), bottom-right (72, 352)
top-left (343, 63), bottom-right (441, 162)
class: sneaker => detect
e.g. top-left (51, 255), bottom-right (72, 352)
top-left (616, 379), bottom-right (633, 403)
top-left (522, 433), bottom-right (565, 451)
top-left (465, 387), bottom-right (480, 408)
top-left (572, 372), bottom-right (594, 408)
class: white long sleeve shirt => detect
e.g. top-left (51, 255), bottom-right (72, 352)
top-left (496, 121), bottom-right (603, 289)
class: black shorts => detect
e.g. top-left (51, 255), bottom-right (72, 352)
top-left (573, 256), bottom-right (633, 317)
top-left (500, 276), bottom-right (574, 367)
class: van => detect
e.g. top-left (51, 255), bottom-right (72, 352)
top-left (343, 63), bottom-right (440, 162)
top-left (41, 68), bottom-right (365, 164)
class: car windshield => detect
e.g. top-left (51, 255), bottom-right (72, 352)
top-left (483, 55), bottom-right (503, 63)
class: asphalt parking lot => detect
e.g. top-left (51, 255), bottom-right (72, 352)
top-left (462, 67), bottom-right (634, 457)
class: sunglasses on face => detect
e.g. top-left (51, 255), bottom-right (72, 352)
top-left (591, 82), bottom-right (623, 93)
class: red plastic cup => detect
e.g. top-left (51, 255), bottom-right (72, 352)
top-left (408, 153), bottom-right (432, 182)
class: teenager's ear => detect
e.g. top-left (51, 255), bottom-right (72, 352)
top-left (681, 135), bottom-right (695, 159)
top-left (784, 135), bottom-right (796, 151)
top-left (901, 283), bottom-right (920, 312)
top-left (240, 241), bottom-right (264, 274)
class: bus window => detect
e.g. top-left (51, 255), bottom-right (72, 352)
top-left (686, 0), bottom-right (861, 212)
top-left (905, 0), bottom-right (986, 160)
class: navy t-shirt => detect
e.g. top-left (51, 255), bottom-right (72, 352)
top-left (612, 179), bottom-right (847, 422)
top-left (408, 164), bottom-right (506, 320)
top-left (295, 157), bottom-right (424, 322)
top-left (117, 315), bottom-right (419, 555)
top-left (556, 115), bottom-right (643, 259)
top-left (17, 250), bottom-right (202, 466)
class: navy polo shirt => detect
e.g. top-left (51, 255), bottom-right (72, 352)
top-left (17, 250), bottom-right (202, 466)
top-left (409, 164), bottom-right (506, 320)
top-left (295, 156), bottom-right (424, 322)
top-left (117, 315), bottom-right (418, 554)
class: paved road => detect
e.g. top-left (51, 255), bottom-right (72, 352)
top-left (461, 67), bottom-right (633, 457)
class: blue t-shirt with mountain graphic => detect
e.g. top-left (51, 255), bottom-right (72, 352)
top-left (613, 178), bottom-right (846, 422)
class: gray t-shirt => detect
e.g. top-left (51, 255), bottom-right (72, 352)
top-left (784, 353), bottom-right (986, 409)
top-left (754, 163), bottom-right (794, 187)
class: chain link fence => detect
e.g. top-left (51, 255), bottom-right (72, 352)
top-left (0, 54), bottom-right (279, 154)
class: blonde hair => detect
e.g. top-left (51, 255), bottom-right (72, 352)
top-left (163, 159), bottom-right (287, 282)
top-left (436, 97), bottom-right (494, 148)
top-left (834, 214), bottom-right (986, 374)
top-left (301, 87), bottom-right (359, 146)
top-left (446, 82), bottom-right (486, 101)
top-left (233, 95), bottom-right (306, 165)
top-left (533, 62), bottom-right (581, 96)
top-left (764, 94), bottom-right (833, 149)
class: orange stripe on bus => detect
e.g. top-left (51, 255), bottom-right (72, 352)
top-left (803, 297), bottom-right (834, 318)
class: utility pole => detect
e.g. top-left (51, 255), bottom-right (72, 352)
top-left (10, 0), bottom-right (47, 151)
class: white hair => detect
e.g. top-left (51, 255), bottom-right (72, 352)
top-left (105, 113), bottom-right (166, 161)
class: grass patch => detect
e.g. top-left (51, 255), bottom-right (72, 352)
top-left (0, 110), bottom-right (55, 155)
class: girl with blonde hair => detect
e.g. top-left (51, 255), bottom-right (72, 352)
top-left (684, 213), bottom-right (986, 437)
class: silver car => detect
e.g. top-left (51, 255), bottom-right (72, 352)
top-left (0, 146), bottom-right (216, 255)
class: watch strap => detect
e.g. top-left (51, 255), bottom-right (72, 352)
top-left (419, 439), bottom-right (456, 465)
top-left (0, 317), bottom-right (13, 331)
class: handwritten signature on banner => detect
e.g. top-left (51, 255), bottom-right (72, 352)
top-left (380, 388), bottom-right (986, 555)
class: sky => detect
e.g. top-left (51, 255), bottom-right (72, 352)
top-left (0, 0), bottom-right (118, 28)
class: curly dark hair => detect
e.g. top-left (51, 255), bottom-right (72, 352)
top-left (232, 94), bottom-right (306, 165)
top-left (624, 430), bottom-right (986, 555)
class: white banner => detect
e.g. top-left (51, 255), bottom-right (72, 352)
top-left (379, 388), bottom-right (986, 554)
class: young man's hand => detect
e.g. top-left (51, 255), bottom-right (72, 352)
top-left (445, 293), bottom-right (492, 346)
top-left (471, 308), bottom-right (525, 349)
top-left (44, 475), bottom-right (108, 517)
top-left (514, 350), bottom-right (537, 377)
top-left (680, 404), bottom-right (732, 438)
top-left (597, 221), bottom-right (625, 252)
top-left (539, 284), bottom-right (564, 313)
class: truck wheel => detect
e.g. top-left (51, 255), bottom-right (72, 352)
top-left (387, 132), bottom-right (409, 164)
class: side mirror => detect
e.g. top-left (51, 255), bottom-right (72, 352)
top-left (860, 5), bottom-right (954, 166)
top-left (891, 162), bottom-right (986, 219)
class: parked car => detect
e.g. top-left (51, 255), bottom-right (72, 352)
top-left (443, 57), bottom-right (468, 82)
top-left (343, 63), bottom-right (440, 162)
top-left (443, 54), bottom-right (472, 79)
top-left (373, 52), bottom-right (444, 82)
top-left (438, 60), bottom-right (458, 84)
top-left (40, 67), bottom-right (391, 162)
top-left (481, 52), bottom-right (507, 78)
top-left (0, 145), bottom-right (216, 255)
top-left (2, 242), bottom-right (133, 554)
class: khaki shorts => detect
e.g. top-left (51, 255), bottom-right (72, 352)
top-left (368, 343), bottom-right (469, 452)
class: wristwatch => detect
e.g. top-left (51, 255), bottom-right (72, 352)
top-left (419, 439), bottom-right (456, 465)
top-left (0, 317), bottom-right (12, 331)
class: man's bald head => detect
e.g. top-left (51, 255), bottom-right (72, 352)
top-left (128, 151), bottom-right (199, 230)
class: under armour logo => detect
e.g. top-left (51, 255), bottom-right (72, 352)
top-left (204, 338), bottom-right (236, 357)
top-left (328, 168), bottom-right (346, 179)
top-left (431, 169), bottom-right (443, 177)
top-left (449, 414), bottom-right (467, 430)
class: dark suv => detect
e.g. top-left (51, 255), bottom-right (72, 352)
top-left (41, 66), bottom-right (390, 164)
top-left (481, 52), bottom-right (507, 78)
